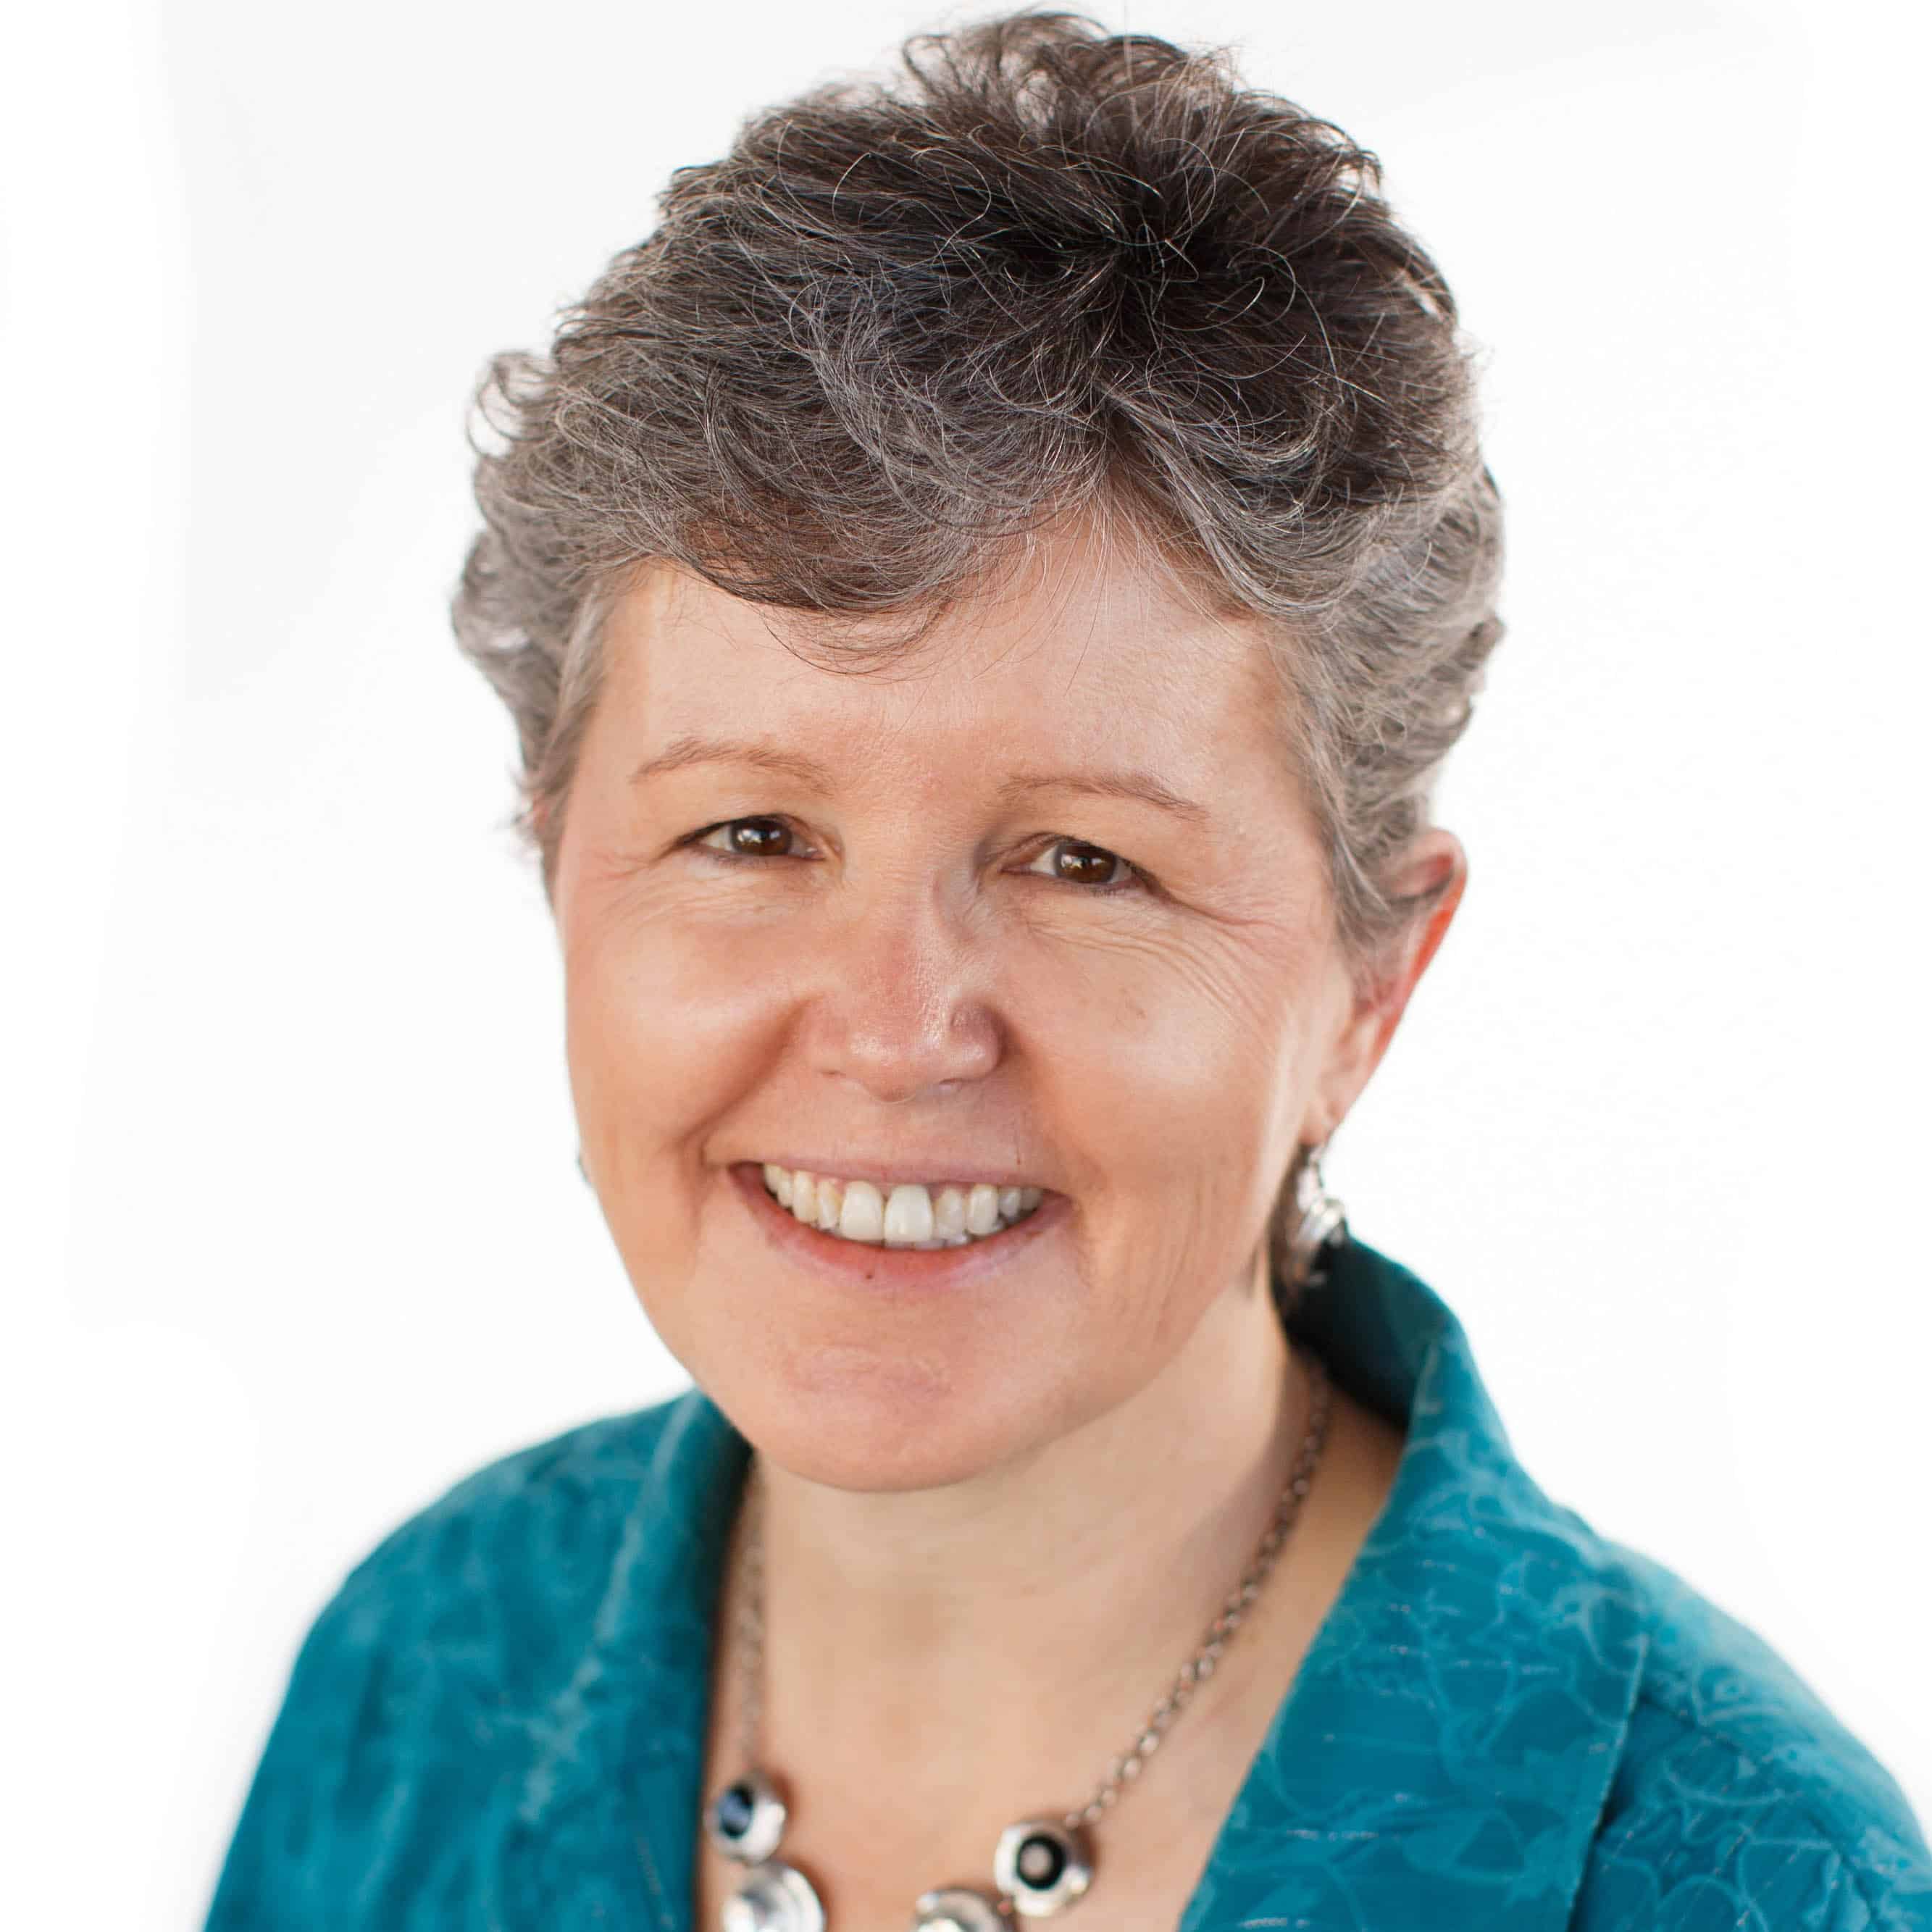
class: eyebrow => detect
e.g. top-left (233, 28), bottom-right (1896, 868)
top-left (630, 733), bottom-right (1210, 824)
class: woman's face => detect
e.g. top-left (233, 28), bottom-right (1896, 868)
top-left (554, 518), bottom-right (1431, 1491)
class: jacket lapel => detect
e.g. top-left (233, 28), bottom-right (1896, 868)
top-left (1176, 1245), bottom-right (1649, 1931)
top-left (490, 1390), bottom-right (748, 1932)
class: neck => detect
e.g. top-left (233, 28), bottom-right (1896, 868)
top-left (730, 1246), bottom-right (1316, 1830)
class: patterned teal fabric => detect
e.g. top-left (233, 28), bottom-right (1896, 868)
top-left (204, 1239), bottom-right (1932, 1929)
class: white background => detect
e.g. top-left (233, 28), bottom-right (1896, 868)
top-left (5, 0), bottom-right (1928, 1923)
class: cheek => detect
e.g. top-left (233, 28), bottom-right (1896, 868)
top-left (561, 885), bottom-right (787, 1158)
top-left (1032, 929), bottom-right (1311, 1199)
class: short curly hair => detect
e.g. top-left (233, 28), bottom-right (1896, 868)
top-left (450, 8), bottom-right (1505, 1302)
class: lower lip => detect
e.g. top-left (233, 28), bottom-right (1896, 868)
top-left (729, 1162), bottom-right (1067, 1292)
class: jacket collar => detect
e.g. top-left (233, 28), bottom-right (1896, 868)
top-left (492, 1239), bottom-right (1648, 1931)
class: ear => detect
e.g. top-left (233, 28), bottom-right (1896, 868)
top-left (1303, 828), bottom-right (1467, 1144)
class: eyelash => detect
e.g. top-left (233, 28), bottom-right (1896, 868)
top-left (681, 816), bottom-right (1150, 898)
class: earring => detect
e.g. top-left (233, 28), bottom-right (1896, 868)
top-left (1285, 1143), bottom-right (1348, 1293)
top-left (575, 1149), bottom-right (590, 1186)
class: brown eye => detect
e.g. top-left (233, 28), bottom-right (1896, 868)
top-left (687, 821), bottom-right (1144, 895)
top-left (691, 817), bottom-right (801, 861)
top-left (1029, 838), bottom-right (1142, 895)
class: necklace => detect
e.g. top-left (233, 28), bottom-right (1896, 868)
top-left (702, 1350), bottom-right (1335, 1931)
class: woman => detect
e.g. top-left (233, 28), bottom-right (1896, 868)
top-left (204, 12), bottom-right (1930, 1929)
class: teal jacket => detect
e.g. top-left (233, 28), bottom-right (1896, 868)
top-left (204, 1239), bottom-right (1932, 1928)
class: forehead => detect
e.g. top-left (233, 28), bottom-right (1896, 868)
top-left (598, 521), bottom-right (1295, 805)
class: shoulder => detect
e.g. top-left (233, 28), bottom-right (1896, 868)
top-left (330, 1389), bottom-right (693, 1623)
top-left (300, 1385), bottom-right (708, 1714)
top-left (1574, 1531), bottom-right (1932, 1930)
top-left (204, 1390), bottom-right (703, 1930)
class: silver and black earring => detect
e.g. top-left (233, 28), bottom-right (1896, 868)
top-left (1285, 1142), bottom-right (1348, 1293)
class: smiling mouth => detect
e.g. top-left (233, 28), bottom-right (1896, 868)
top-left (756, 1163), bottom-right (1045, 1249)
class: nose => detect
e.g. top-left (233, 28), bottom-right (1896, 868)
top-left (800, 879), bottom-right (1001, 1103)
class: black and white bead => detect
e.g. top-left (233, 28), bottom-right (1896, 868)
top-left (705, 1770), bottom-right (790, 1865)
top-left (704, 1773), bottom-right (1093, 1928)
top-left (706, 1771), bottom-right (827, 1932)
top-left (993, 1820), bottom-right (1092, 1918)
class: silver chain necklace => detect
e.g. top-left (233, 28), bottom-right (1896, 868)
top-left (702, 1350), bottom-right (1334, 1931)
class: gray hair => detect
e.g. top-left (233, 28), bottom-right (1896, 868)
top-left (451, 9), bottom-right (1505, 1306)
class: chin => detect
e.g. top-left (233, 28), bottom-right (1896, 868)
top-left (698, 1329), bottom-right (1081, 1496)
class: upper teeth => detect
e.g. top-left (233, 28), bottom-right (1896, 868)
top-left (761, 1165), bottom-right (1045, 1248)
